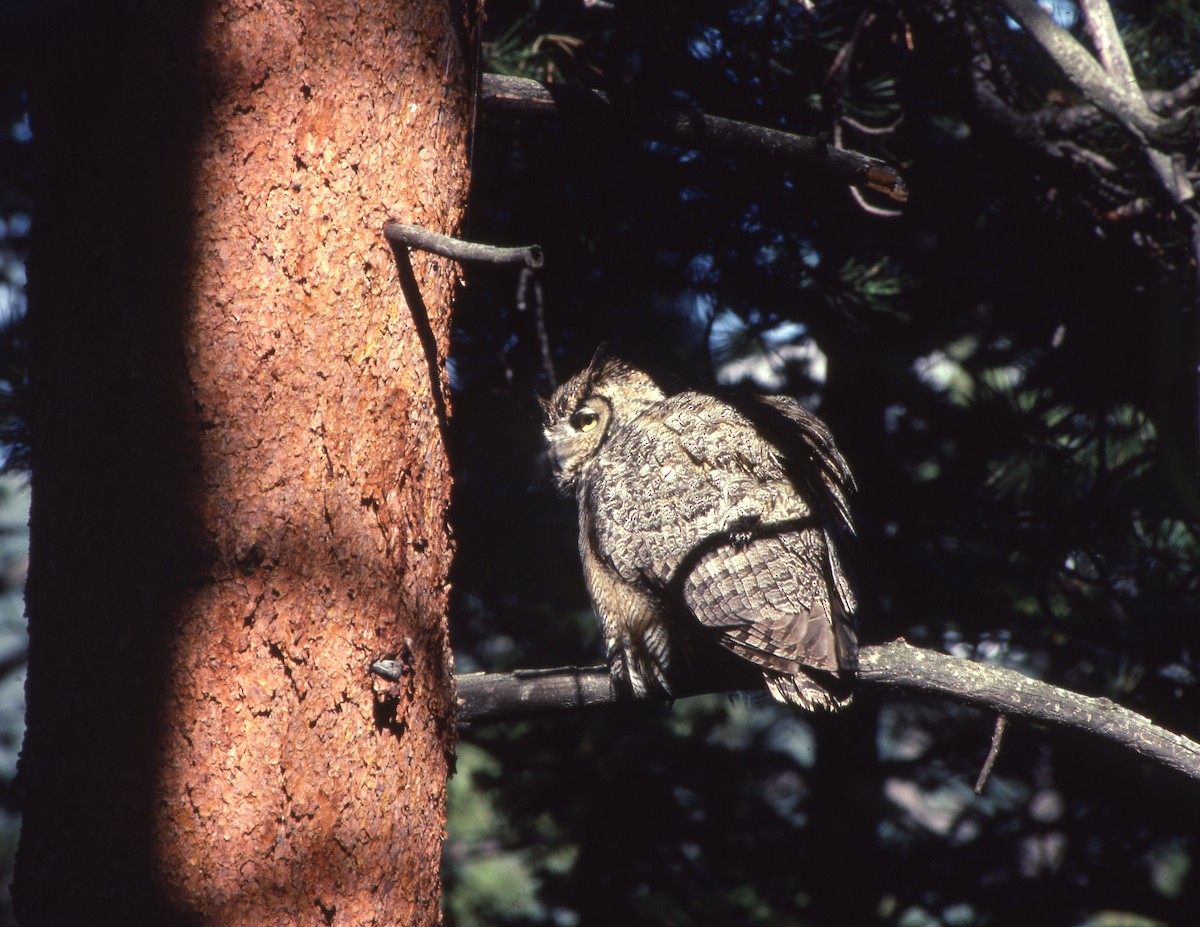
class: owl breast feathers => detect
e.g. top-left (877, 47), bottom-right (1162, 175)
top-left (542, 351), bottom-right (858, 711)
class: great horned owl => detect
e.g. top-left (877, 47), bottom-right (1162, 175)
top-left (542, 350), bottom-right (858, 711)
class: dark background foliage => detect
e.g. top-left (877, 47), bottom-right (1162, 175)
top-left (0, 1), bottom-right (1196, 924)
top-left (443, 2), bottom-right (1200, 926)
top-left (0, 77), bottom-right (30, 926)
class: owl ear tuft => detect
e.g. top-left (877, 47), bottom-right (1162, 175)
top-left (585, 342), bottom-right (614, 381)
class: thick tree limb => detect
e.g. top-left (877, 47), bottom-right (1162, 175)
top-left (994, 0), bottom-right (1194, 205)
top-left (1078, 0), bottom-right (1138, 93)
top-left (434, 639), bottom-right (1200, 782)
top-left (1075, 0), bottom-right (1193, 204)
top-left (993, 0), bottom-right (1192, 148)
top-left (479, 73), bottom-right (909, 204)
top-left (1030, 73), bottom-right (1200, 137)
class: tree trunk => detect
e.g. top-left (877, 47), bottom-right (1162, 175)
top-left (15, 2), bottom-right (471, 924)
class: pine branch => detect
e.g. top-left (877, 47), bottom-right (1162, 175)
top-left (1030, 72), bottom-right (1200, 137)
top-left (992, 0), bottom-right (1190, 147)
top-left (478, 73), bottom-right (909, 204)
top-left (993, 0), bottom-right (1195, 204)
top-left (408, 639), bottom-right (1200, 783)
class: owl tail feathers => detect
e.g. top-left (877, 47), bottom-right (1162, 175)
top-left (764, 669), bottom-right (854, 712)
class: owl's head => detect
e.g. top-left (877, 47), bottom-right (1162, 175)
top-left (542, 348), bottom-right (666, 489)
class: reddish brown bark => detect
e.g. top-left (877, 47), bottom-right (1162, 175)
top-left (16, 2), bottom-right (470, 924)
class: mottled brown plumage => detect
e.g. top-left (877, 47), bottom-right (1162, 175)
top-left (542, 351), bottom-right (858, 711)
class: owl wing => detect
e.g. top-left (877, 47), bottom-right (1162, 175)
top-left (586, 392), bottom-right (856, 677)
top-left (748, 393), bottom-right (857, 620)
top-left (685, 527), bottom-right (855, 675)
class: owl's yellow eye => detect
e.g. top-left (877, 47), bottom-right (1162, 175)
top-left (571, 410), bottom-right (599, 432)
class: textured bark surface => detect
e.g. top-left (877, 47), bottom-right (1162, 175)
top-left (453, 642), bottom-right (1200, 782)
top-left (16, 2), bottom-right (469, 924)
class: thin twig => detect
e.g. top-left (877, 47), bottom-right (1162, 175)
top-left (834, 111), bottom-right (904, 217)
top-left (849, 183), bottom-right (904, 218)
top-left (840, 113), bottom-right (904, 136)
top-left (384, 229), bottom-right (451, 439)
top-left (517, 267), bottom-right (557, 390)
top-left (974, 714), bottom-right (1009, 794)
top-left (383, 221), bottom-right (545, 268)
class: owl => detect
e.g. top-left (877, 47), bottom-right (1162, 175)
top-left (542, 350), bottom-right (858, 711)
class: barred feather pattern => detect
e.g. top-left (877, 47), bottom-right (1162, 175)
top-left (543, 352), bottom-right (858, 711)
